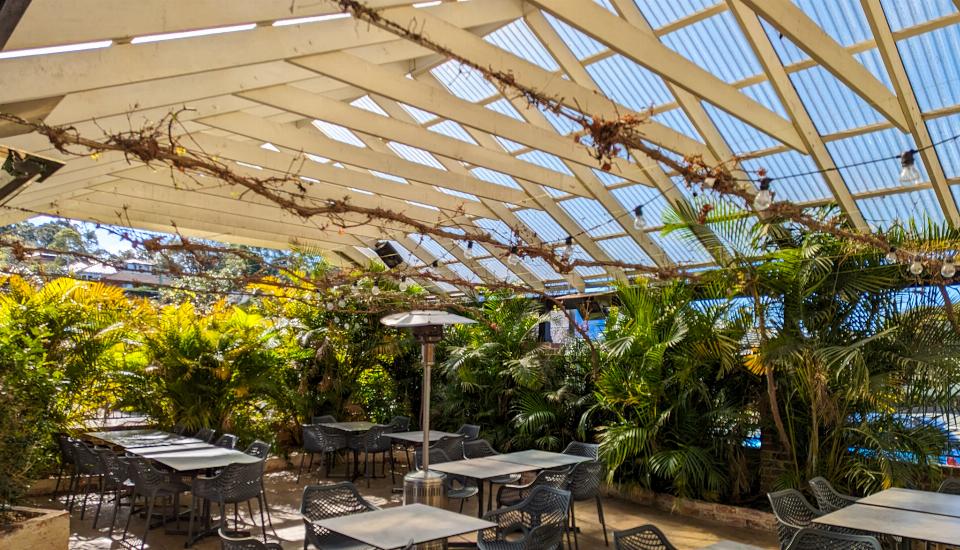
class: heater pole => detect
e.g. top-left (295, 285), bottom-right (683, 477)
top-left (421, 340), bottom-right (434, 472)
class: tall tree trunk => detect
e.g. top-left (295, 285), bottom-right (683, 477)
top-left (754, 288), bottom-right (792, 455)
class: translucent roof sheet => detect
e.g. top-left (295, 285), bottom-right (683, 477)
top-left (609, 184), bottom-right (671, 227)
top-left (485, 99), bottom-right (525, 121)
top-left (660, 11), bottom-right (762, 84)
top-left (312, 120), bottom-right (366, 147)
top-left (586, 54), bottom-right (673, 110)
top-left (858, 189), bottom-right (945, 229)
top-left (431, 60), bottom-right (498, 102)
top-left (515, 208), bottom-right (567, 242)
top-left (542, 12), bottom-right (605, 60)
top-left (596, 236), bottom-right (655, 266)
top-left (648, 230), bottom-right (713, 265)
top-left (880, 0), bottom-right (956, 32)
top-left (517, 150), bottom-right (574, 176)
top-left (740, 151), bottom-right (833, 203)
top-left (789, 63), bottom-right (886, 135)
top-left (635, 0), bottom-right (718, 29)
top-left (474, 218), bottom-right (517, 245)
top-left (399, 102), bottom-right (437, 124)
top-left (408, 234), bottom-right (454, 262)
top-left (477, 257), bottom-right (522, 283)
top-left (795, 0), bottom-right (872, 47)
top-left (484, 19), bottom-right (559, 72)
top-left (472, 167), bottom-right (523, 189)
top-left (558, 197), bottom-right (624, 237)
top-left (926, 114), bottom-right (960, 179)
top-left (389, 240), bottom-right (424, 267)
top-left (899, 24), bottom-right (960, 111)
top-left (369, 170), bottom-right (408, 184)
top-left (825, 128), bottom-right (921, 194)
top-left (446, 262), bottom-right (481, 284)
top-left (350, 95), bottom-right (388, 116)
top-left (387, 141), bottom-right (446, 170)
top-left (567, 245), bottom-right (606, 277)
top-left (435, 186), bottom-right (480, 202)
top-left (427, 120), bottom-right (478, 144)
top-left (522, 256), bottom-right (563, 280)
top-left (493, 135), bottom-right (525, 152)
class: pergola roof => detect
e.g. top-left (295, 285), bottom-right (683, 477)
top-left (2, 0), bottom-right (960, 295)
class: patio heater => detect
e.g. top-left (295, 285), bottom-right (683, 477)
top-left (381, 310), bottom-right (475, 507)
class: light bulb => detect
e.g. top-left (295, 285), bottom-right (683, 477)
top-left (507, 246), bottom-right (520, 266)
top-left (338, 299), bottom-right (346, 308)
top-left (899, 150), bottom-right (921, 185)
top-left (753, 189), bottom-right (773, 211)
top-left (559, 236), bottom-right (573, 261)
top-left (466, 241), bottom-right (477, 258)
top-left (632, 205), bottom-right (646, 230)
top-left (885, 248), bottom-right (898, 263)
top-left (343, 322), bottom-right (350, 330)
top-left (371, 284), bottom-right (381, 296)
top-left (325, 302), bottom-right (334, 311)
top-left (703, 176), bottom-right (717, 189)
top-left (943, 257), bottom-right (957, 278)
top-left (399, 277), bottom-right (410, 291)
top-left (909, 257), bottom-right (923, 275)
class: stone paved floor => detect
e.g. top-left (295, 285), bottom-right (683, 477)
top-left (31, 465), bottom-right (777, 549)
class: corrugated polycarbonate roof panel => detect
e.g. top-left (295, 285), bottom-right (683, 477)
top-left (586, 54), bottom-right (674, 110)
top-left (474, 218), bottom-right (517, 245)
top-left (660, 11), bottom-right (763, 84)
top-left (515, 208), bottom-right (568, 242)
top-left (540, 185), bottom-right (569, 199)
top-left (446, 262), bottom-right (482, 284)
top-left (926, 114), bottom-right (960, 179)
top-left (477, 257), bottom-right (522, 284)
top-left (485, 99), bottom-right (525, 121)
top-left (652, 108), bottom-right (701, 142)
top-left (399, 102), bottom-right (437, 124)
top-left (484, 19), bottom-right (559, 71)
top-left (537, 104), bottom-right (583, 135)
top-left (431, 60), bottom-right (498, 102)
top-left (795, 0), bottom-right (872, 46)
top-left (740, 150), bottom-right (833, 203)
top-left (517, 150), bottom-right (574, 176)
top-left (596, 236), bottom-right (655, 266)
top-left (609, 184), bottom-right (671, 227)
top-left (522, 256), bottom-right (562, 280)
top-left (593, 168), bottom-right (625, 187)
top-left (494, 135), bottom-right (525, 152)
top-left (648, 230), bottom-right (713, 265)
top-left (472, 167), bottom-right (523, 190)
top-left (898, 23), bottom-right (960, 112)
top-left (880, 0), bottom-right (956, 32)
top-left (634, 0), bottom-right (718, 29)
top-left (558, 197), bottom-right (624, 237)
top-left (387, 142), bottom-right (446, 170)
top-left (369, 170), bottom-right (407, 184)
top-left (389, 240), bottom-right (424, 266)
top-left (762, 20), bottom-right (809, 65)
top-left (349, 96), bottom-right (388, 116)
top-left (568, 245), bottom-right (606, 277)
top-left (789, 61), bottom-right (886, 136)
top-left (542, 11), bottom-right (606, 60)
top-left (428, 120), bottom-right (478, 144)
top-left (436, 187), bottom-right (480, 202)
top-left (858, 189), bottom-right (946, 229)
top-left (701, 100), bottom-right (780, 155)
top-left (311, 120), bottom-right (366, 147)
top-left (407, 234), bottom-right (455, 262)
top-left (825, 128), bottom-right (922, 194)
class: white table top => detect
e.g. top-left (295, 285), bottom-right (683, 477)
top-left (428, 457), bottom-right (534, 479)
top-left (313, 503), bottom-right (495, 549)
top-left (126, 442), bottom-right (216, 455)
top-left (859, 487), bottom-right (960, 518)
top-left (486, 450), bottom-right (591, 469)
top-left (386, 431), bottom-right (461, 444)
top-left (320, 421), bottom-right (377, 433)
top-left (85, 429), bottom-right (202, 448)
top-left (815, 503), bottom-right (960, 544)
top-left (140, 446), bottom-right (262, 472)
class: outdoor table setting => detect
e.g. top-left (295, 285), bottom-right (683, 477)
top-left (84, 428), bottom-right (203, 449)
top-left (318, 420), bottom-right (378, 433)
top-left (428, 456), bottom-right (537, 518)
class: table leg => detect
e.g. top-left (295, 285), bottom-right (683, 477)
top-left (477, 481), bottom-right (484, 519)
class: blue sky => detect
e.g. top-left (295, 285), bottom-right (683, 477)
top-left (29, 215), bottom-right (133, 254)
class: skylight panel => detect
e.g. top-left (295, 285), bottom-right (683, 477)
top-left (484, 20), bottom-right (559, 71)
top-left (789, 64), bottom-right (886, 136)
top-left (635, 0), bottom-right (717, 29)
top-left (593, 0), bottom-right (617, 14)
top-left (485, 99), bottom-right (525, 121)
top-left (472, 167), bottom-right (523, 189)
top-left (762, 19), bottom-right (808, 65)
top-left (349, 96), bottom-right (388, 116)
top-left (540, 185), bottom-right (568, 198)
top-left (306, 153), bottom-right (329, 163)
top-left (387, 142), bottom-right (446, 170)
top-left (428, 120), bottom-right (478, 144)
top-left (349, 187), bottom-right (373, 196)
top-left (517, 150), bottom-right (573, 176)
top-left (369, 170), bottom-right (408, 184)
top-left (610, 185), bottom-right (670, 227)
top-left (648, 230), bottom-right (712, 265)
top-left (558, 197), bottom-right (624, 237)
top-left (701, 101), bottom-right (780, 155)
top-left (660, 11), bottom-right (763, 84)
top-left (130, 23), bottom-right (256, 44)
top-left (522, 257), bottom-right (562, 280)
top-left (260, 142), bottom-right (280, 152)
top-left (515, 209), bottom-right (568, 242)
top-left (566, 245), bottom-right (606, 277)
top-left (406, 200), bottom-right (440, 211)
top-left (273, 13), bottom-right (350, 26)
top-left (447, 262), bottom-right (482, 284)
top-left (478, 258), bottom-right (522, 283)
top-left (880, 0), bottom-right (956, 32)
top-left (926, 113), bottom-right (960, 179)
top-left (740, 151), bottom-right (833, 203)
top-left (454, 239), bottom-right (489, 257)
top-left (0, 40), bottom-right (112, 59)
top-left (542, 12), bottom-right (606, 60)
top-left (399, 102), bottom-right (437, 124)
top-left (652, 109), bottom-right (701, 141)
top-left (474, 218), bottom-right (517, 245)
top-left (858, 189), bottom-right (945, 229)
top-left (592, 168), bottom-right (626, 186)
top-left (825, 127), bottom-right (921, 194)
top-left (431, 60), bottom-right (498, 102)
top-left (388, 241), bottom-right (424, 266)
top-left (794, 0), bottom-right (871, 46)
top-left (741, 80), bottom-right (788, 119)
top-left (596, 236), bottom-right (655, 266)
top-left (494, 136), bottom-right (526, 152)
top-left (899, 25), bottom-right (960, 111)
top-left (408, 234), bottom-right (454, 262)
top-left (312, 120), bottom-right (366, 147)
top-left (586, 54), bottom-right (673, 110)
top-left (435, 187), bottom-right (480, 202)
top-left (538, 105), bottom-right (583, 135)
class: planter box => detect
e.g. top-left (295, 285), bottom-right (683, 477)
top-left (0, 506), bottom-right (69, 550)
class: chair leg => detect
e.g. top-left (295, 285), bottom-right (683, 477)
top-left (187, 494), bottom-right (197, 544)
top-left (121, 493), bottom-right (137, 545)
top-left (257, 496), bottom-right (268, 543)
top-left (596, 495), bottom-right (608, 546)
top-left (80, 475), bottom-right (94, 519)
top-left (297, 452), bottom-right (306, 483)
top-left (54, 465), bottom-right (64, 495)
top-left (571, 501), bottom-right (579, 550)
top-left (93, 478), bottom-right (106, 528)
top-left (141, 496), bottom-right (156, 550)
top-left (459, 497), bottom-right (465, 513)
top-left (389, 447), bottom-right (396, 484)
top-left (261, 480), bottom-right (278, 538)
top-left (108, 487), bottom-right (123, 538)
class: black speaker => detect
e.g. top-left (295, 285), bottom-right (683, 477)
top-left (374, 241), bottom-right (404, 268)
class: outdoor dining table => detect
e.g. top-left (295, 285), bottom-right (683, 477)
top-left (386, 430), bottom-right (462, 444)
top-left (312, 503), bottom-right (495, 549)
top-left (485, 449), bottom-right (591, 469)
top-left (428, 456), bottom-right (537, 517)
top-left (857, 487), bottom-right (960, 517)
top-left (814, 502), bottom-right (960, 546)
top-left (84, 428), bottom-right (203, 448)
top-left (319, 420), bottom-right (377, 433)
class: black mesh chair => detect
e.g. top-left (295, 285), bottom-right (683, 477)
top-left (457, 424), bottom-right (481, 441)
top-left (190, 461), bottom-right (268, 544)
top-left (465, 439), bottom-right (522, 510)
top-left (243, 441), bottom-right (276, 536)
top-left (214, 433), bottom-right (239, 449)
top-left (414, 447), bottom-right (479, 513)
top-left (172, 424), bottom-right (189, 435)
top-left (768, 489), bottom-right (823, 549)
top-left (562, 442), bottom-right (599, 460)
top-left (298, 424), bottom-right (346, 482)
top-left (301, 482), bottom-right (379, 550)
top-left (433, 434), bottom-right (467, 460)
top-left (312, 415), bottom-right (336, 424)
top-left (389, 416), bottom-right (410, 432)
top-left (939, 477), bottom-right (960, 494)
top-left (122, 457), bottom-right (190, 550)
top-left (68, 439), bottom-right (103, 517)
top-left (219, 528), bottom-right (284, 550)
top-left (195, 427), bottom-right (217, 443)
top-left (785, 527), bottom-right (881, 550)
top-left (355, 424), bottom-right (395, 486)
top-left (478, 486), bottom-right (571, 550)
top-left (245, 440), bottom-right (271, 459)
top-left (54, 433), bottom-right (76, 496)
top-left (93, 448), bottom-right (133, 536)
top-left (569, 459), bottom-right (607, 548)
top-left (808, 477), bottom-right (858, 513)
top-left (613, 525), bottom-right (677, 550)
top-left (497, 467), bottom-right (571, 508)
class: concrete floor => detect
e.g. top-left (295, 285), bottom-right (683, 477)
top-left (35, 465), bottom-right (777, 549)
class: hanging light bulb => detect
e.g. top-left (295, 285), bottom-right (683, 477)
top-left (371, 281), bottom-right (381, 296)
top-left (466, 241), bottom-right (477, 258)
top-left (559, 236), bottom-right (574, 261)
top-left (909, 256), bottom-right (924, 275)
top-left (507, 245), bottom-right (520, 266)
top-left (885, 247), bottom-right (898, 263)
top-left (703, 176), bottom-right (717, 189)
top-left (338, 298), bottom-right (347, 308)
top-left (633, 205), bottom-right (646, 230)
top-left (943, 256), bottom-right (957, 278)
top-left (899, 149), bottom-right (922, 185)
top-left (325, 302), bottom-right (335, 311)
top-left (753, 177), bottom-right (773, 211)
top-left (398, 276), bottom-right (410, 291)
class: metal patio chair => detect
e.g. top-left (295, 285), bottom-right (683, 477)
top-left (613, 525), bottom-right (677, 550)
top-left (301, 482), bottom-right (378, 550)
top-left (478, 486), bottom-right (572, 550)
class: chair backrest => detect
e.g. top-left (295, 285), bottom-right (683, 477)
top-left (214, 461), bottom-right (265, 503)
top-left (531, 467), bottom-right (572, 492)
top-left (301, 482), bottom-right (378, 521)
top-left (312, 415), bottom-right (336, 424)
top-left (218, 527), bottom-right (278, 549)
top-left (768, 489), bottom-right (821, 549)
top-left (433, 435), bottom-right (466, 460)
top-left (517, 486), bottom-right (572, 538)
top-left (562, 441), bottom-right (599, 459)
top-left (808, 477), bottom-right (855, 512)
top-left (195, 427), bottom-right (216, 443)
top-left (569, 460), bottom-right (602, 500)
top-left (613, 525), bottom-right (678, 550)
top-left (463, 439), bottom-right (499, 459)
top-left (362, 424), bottom-right (392, 452)
top-left (214, 433), bottom-right (239, 449)
top-left (456, 424), bottom-right (480, 441)
top-left (939, 477), bottom-right (960, 495)
top-left (245, 440), bottom-right (271, 459)
top-left (414, 447), bottom-right (453, 470)
top-left (127, 457), bottom-right (171, 491)
top-left (389, 416), bottom-right (410, 432)
top-left (95, 448), bottom-right (129, 485)
top-left (56, 434), bottom-right (76, 465)
top-left (785, 527), bottom-right (881, 550)
top-left (319, 424), bottom-right (348, 449)
top-left (71, 440), bottom-right (103, 475)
